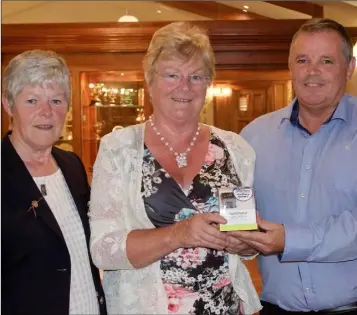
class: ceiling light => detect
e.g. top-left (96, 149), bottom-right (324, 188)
top-left (243, 9), bottom-right (248, 12)
top-left (243, 5), bottom-right (249, 9)
top-left (118, 10), bottom-right (138, 22)
top-left (157, 10), bottom-right (162, 13)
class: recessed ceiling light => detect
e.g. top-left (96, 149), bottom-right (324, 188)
top-left (243, 9), bottom-right (248, 12)
top-left (157, 10), bottom-right (162, 13)
top-left (243, 5), bottom-right (249, 9)
top-left (121, 73), bottom-right (124, 76)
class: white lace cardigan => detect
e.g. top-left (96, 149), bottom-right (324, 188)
top-left (89, 122), bottom-right (262, 315)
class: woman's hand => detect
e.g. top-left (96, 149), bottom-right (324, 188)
top-left (171, 213), bottom-right (229, 250)
top-left (225, 232), bottom-right (259, 256)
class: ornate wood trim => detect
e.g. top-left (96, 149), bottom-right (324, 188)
top-left (3, 20), bottom-right (356, 69)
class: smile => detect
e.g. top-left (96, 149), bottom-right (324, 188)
top-left (304, 83), bottom-right (323, 87)
top-left (172, 98), bottom-right (192, 102)
top-left (34, 125), bottom-right (53, 130)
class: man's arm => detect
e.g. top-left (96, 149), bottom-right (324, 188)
top-left (233, 211), bottom-right (357, 263)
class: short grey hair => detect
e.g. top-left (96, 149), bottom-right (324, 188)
top-left (2, 50), bottom-right (71, 108)
top-left (143, 21), bottom-right (215, 85)
top-left (290, 18), bottom-right (354, 64)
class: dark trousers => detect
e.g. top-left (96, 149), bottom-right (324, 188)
top-left (260, 301), bottom-right (357, 315)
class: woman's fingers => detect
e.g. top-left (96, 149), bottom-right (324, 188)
top-left (199, 222), bottom-right (229, 249)
top-left (202, 213), bottom-right (227, 225)
top-left (173, 213), bottom-right (229, 249)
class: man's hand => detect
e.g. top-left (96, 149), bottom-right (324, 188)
top-left (225, 232), bottom-right (259, 256)
top-left (230, 215), bottom-right (285, 255)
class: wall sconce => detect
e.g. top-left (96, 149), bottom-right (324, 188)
top-left (210, 86), bottom-right (232, 97)
top-left (239, 95), bottom-right (249, 111)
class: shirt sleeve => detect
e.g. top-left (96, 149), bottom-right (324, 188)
top-left (281, 209), bottom-right (357, 262)
top-left (240, 123), bottom-right (254, 143)
top-left (88, 138), bottom-right (135, 270)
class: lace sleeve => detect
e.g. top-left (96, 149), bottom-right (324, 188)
top-left (89, 138), bottom-right (135, 270)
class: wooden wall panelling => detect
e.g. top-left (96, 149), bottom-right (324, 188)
top-left (267, 80), bottom-right (292, 112)
top-left (0, 106), bottom-right (10, 137)
top-left (213, 89), bottom-right (240, 131)
top-left (268, 82), bottom-right (285, 112)
top-left (251, 89), bottom-right (268, 118)
top-left (4, 21), bottom-right (355, 69)
top-left (1, 64), bottom-right (10, 135)
top-left (2, 21), bottom-right (356, 61)
top-left (215, 69), bottom-right (291, 82)
top-left (213, 79), bottom-right (292, 133)
top-left (234, 88), bottom-right (268, 133)
top-left (213, 69), bottom-right (291, 133)
top-left (213, 94), bottom-right (233, 131)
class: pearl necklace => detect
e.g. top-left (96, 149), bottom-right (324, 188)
top-left (148, 115), bottom-right (201, 168)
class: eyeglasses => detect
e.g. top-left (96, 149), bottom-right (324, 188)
top-left (154, 70), bottom-right (210, 86)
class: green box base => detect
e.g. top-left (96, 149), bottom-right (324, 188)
top-left (220, 223), bottom-right (258, 231)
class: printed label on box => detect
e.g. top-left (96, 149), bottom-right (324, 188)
top-left (218, 187), bottom-right (257, 231)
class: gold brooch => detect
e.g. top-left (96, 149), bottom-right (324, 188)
top-left (27, 197), bottom-right (43, 218)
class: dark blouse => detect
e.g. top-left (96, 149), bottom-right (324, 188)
top-left (141, 133), bottom-right (243, 315)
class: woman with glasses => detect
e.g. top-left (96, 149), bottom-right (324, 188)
top-left (89, 21), bottom-right (261, 315)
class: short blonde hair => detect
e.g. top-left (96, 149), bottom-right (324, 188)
top-left (3, 50), bottom-right (71, 108)
top-left (143, 21), bottom-right (215, 85)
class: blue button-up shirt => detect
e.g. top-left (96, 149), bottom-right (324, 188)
top-left (240, 94), bottom-right (357, 312)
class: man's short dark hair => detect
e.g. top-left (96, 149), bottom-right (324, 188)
top-left (291, 18), bottom-right (354, 64)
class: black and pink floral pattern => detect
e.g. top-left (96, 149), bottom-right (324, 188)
top-left (142, 133), bottom-right (243, 315)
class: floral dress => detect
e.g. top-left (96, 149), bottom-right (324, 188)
top-left (141, 133), bottom-right (244, 315)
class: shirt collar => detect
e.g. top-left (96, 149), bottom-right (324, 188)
top-left (279, 95), bottom-right (350, 130)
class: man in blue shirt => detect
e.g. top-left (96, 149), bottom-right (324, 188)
top-left (235, 18), bottom-right (357, 314)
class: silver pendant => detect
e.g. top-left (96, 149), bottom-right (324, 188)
top-left (176, 154), bottom-right (188, 168)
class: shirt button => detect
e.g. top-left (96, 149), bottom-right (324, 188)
top-left (305, 165), bottom-right (311, 170)
top-left (300, 193), bottom-right (305, 198)
top-left (100, 296), bottom-right (104, 304)
top-left (305, 287), bottom-right (310, 292)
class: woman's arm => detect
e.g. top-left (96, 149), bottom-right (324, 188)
top-left (89, 138), bottom-right (135, 270)
top-left (89, 137), bottom-right (229, 270)
top-left (127, 213), bottom-right (229, 268)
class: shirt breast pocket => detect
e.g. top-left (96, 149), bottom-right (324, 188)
top-left (323, 153), bottom-right (357, 213)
